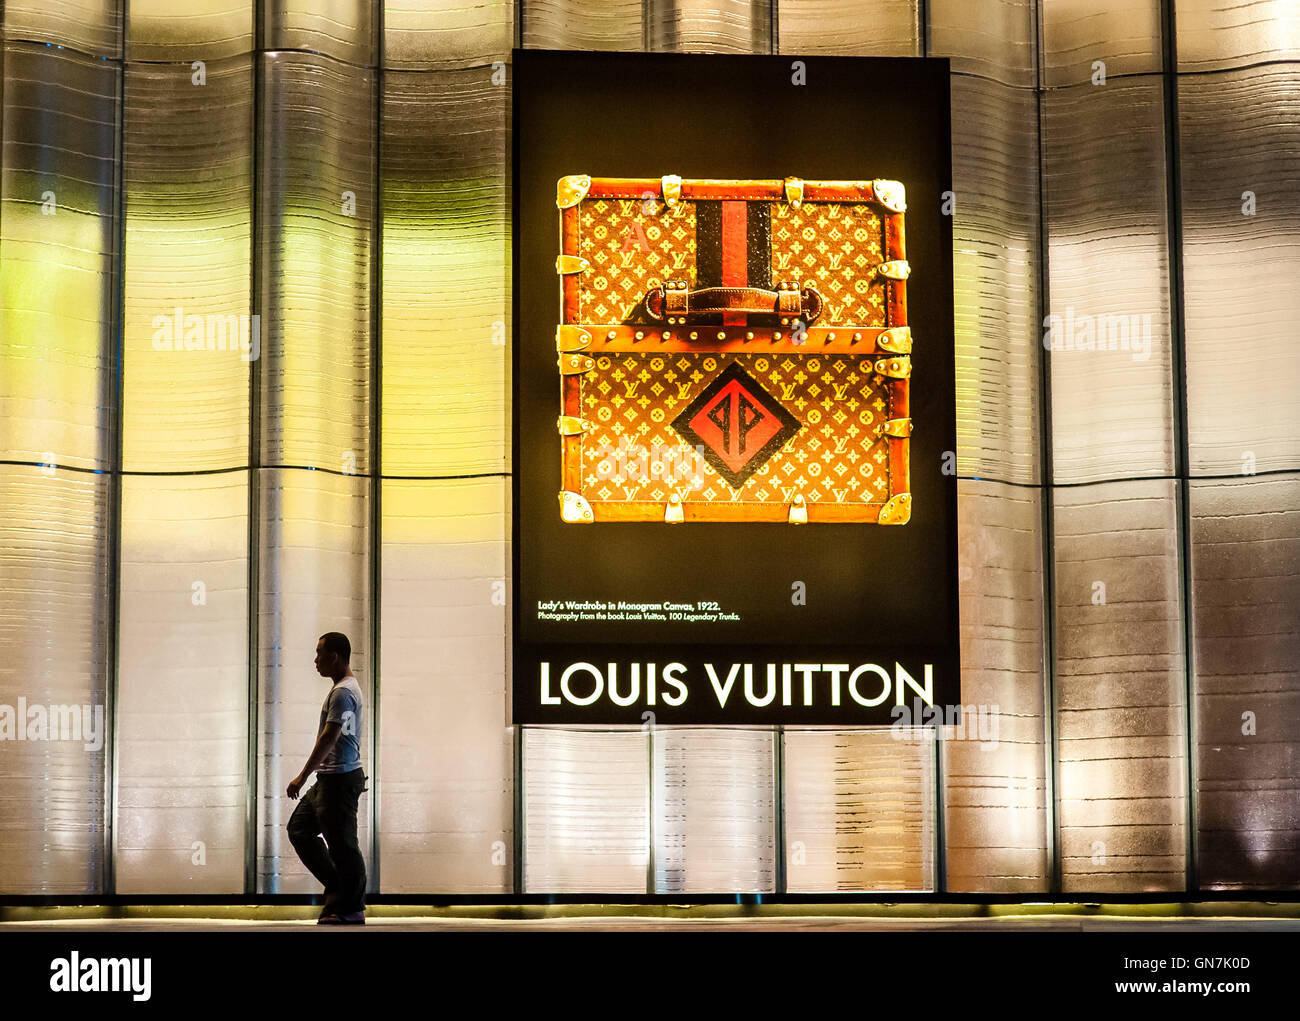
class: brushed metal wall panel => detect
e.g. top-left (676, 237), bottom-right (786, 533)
top-left (266, 0), bottom-right (376, 66)
top-left (379, 478), bottom-right (511, 893)
top-left (1043, 78), bottom-right (1175, 484)
top-left (384, 0), bottom-right (512, 69)
top-left (1054, 480), bottom-right (1186, 892)
top-left (945, 480), bottom-right (1049, 892)
top-left (951, 75), bottom-right (1041, 484)
top-left (122, 57), bottom-right (254, 473)
top-left (128, 0), bottom-right (254, 62)
top-left (2, 0), bottom-right (122, 58)
top-left (929, 0), bottom-right (1035, 86)
top-left (256, 469), bottom-right (372, 893)
top-left (1042, 0), bottom-right (1162, 87)
top-left (523, 728), bottom-right (649, 893)
top-left (259, 52), bottom-right (374, 472)
top-left (1192, 474), bottom-right (1300, 890)
top-left (382, 68), bottom-right (507, 476)
top-left (1177, 0), bottom-right (1300, 72)
top-left (653, 728), bottom-right (776, 893)
top-left (521, 0), bottom-right (644, 50)
top-left (0, 466), bottom-right (109, 894)
top-left (647, 0), bottom-right (770, 52)
top-left (115, 473), bottom-right (249, 894)
top-left (784, 729), bottom-right (935, 892)
top-left (1, 44), bottom-right (119, 472)
top-left (777, 0), bottom-right (918, 56)
top-left (1179, 65), bottom-right (1300, 477)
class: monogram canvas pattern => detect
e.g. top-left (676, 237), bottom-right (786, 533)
top-left (578, 198), bottom-right (696, 322)
top-left (579, 352), bottom-right (894, 506)
top-left (770, 201), bottom-right (886, 325)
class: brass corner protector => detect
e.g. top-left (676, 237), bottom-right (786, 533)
top-left (559, 490), bottom-right (593, 523)
top-left (874, 355), bottom-right (911, 379)
top-left (559, 353), bottom-right (595, 375)
top-left (556, 325), bottom-right (593, 353)
top-left (878, 493), bottom-right (912, 525)
top-left (556, 254), bottom-right (590, 274)
top-left (872, 179), bottom-right (907, 213)
top-left (877, 326), bottom-right (912, 354)
top-left (557, 174), bottom-right (591, 209)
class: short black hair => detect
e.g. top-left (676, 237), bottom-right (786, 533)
top-left (318, 632), bottom-right (351, 663)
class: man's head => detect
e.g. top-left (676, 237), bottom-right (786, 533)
top-left (315, 632), bottom-right (351, 680)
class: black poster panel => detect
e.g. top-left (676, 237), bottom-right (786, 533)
top-left (513, 50), bottom-right (958, 725)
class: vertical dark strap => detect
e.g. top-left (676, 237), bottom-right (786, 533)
top-left (747, 201), bottom-right (772, 289)
top-left (694, 201), bottom-right (722, 287)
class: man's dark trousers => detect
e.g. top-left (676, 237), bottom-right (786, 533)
top-left (288, 769), bottom-right (367, 914)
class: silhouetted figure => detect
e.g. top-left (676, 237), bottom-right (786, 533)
top-left (287, 632), bottom-right (367, 925)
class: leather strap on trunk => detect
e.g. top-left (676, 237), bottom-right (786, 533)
top-left (645, 284), bottom-right (822, 324)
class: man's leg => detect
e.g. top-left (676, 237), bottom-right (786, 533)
top-left (317, 770), bottom-right (367, 915)
top-left (287, 782), bottom-right (341, 910)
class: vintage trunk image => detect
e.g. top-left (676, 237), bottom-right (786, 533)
top-left (556, 176), bottom-right (912, 524)
top-left (515, 50), bottom-right (958, 725)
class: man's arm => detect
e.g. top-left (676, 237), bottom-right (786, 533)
top-left (287, 721), bottom-right (342, 800)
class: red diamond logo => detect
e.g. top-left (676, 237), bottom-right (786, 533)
top-left (671, 362), bottom-right (802, 489)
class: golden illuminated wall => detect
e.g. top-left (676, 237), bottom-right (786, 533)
top-left (1, 0), bottom-right (1297, 896)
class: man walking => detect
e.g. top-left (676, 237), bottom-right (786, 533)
top-left (287, 632), bottom-right (368, 925)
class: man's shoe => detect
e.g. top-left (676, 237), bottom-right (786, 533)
top-left (319, 910), bottom-right (365, 925)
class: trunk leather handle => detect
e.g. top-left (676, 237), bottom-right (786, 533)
top-left (645, 282), bottom-right (823, 325)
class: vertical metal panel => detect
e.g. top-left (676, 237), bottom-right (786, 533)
top-left (381, 67), bottom-right (507, 476)
top-left (1191, 474), bottom-right (1300, 889)
top-left (1043, 77), bottom-right (1175, 484)
top-left (121, 58), bottom-right (254, 473)
top-left (266, 0), bottom-right (377, 65)
top-left (1176, 0), bottom-right (1300, 72)
top-left (384, 0), bottom-right (513, 68)
top-left (115, 474), bottom-right (249, 893)
top-left (945, 480), bottom-right (1049, 892)
top-left (647, 0), bottom-right (771, 52)
top-left (776, 0), bottom-right (919, 55)
top-left (949, 74), bottom-right (1041, 484)
top-left (1179, 65), bottom-right (1300, 478)
top-left (379, 478), bottom-right (511, 892)
top-left (117, 54), bottom-right (255, 893)
top-left (783, 729), bottom-right (935, 891)
top-left (258, 52), bottom-right (374, 472)
top-left (1041, 0), bottom-right (1162, 86)
top-left (928, 0), bottom-right (1035, 86)
top-left (1054, 479), bottom-right (1186, 892)
top-left (127, 0), bottom-right (255, 62)
top-left (1, 44), bottom-right (120, 472)
top-left (378, 56), bottom-right (512, 891)
top-left (520, 0), bottom-right (643, 50)
top-left (2, 0), bottom-right (122, 58)
top-left (0, 42), bottom-right (119, 894)
top-left (522, 727), bottom-right (649, 893)
top-left (0, 466), bottom-right (111, 893)
top-left (653, 727), bottom-right (776, 893)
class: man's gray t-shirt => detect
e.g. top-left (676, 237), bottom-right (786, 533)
top-left (317, 676), bottom-right (363, 774)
